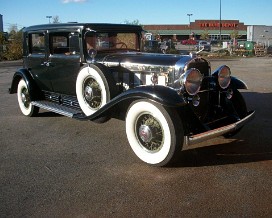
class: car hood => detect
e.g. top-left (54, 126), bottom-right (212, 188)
top-left (95, 52), bottom-right (189, 67)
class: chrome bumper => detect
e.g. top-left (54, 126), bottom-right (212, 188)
top-left (184, 110), bottom-right (255, 146)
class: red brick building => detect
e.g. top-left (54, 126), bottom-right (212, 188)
top-left (143, 20), bottom-right (247, 41)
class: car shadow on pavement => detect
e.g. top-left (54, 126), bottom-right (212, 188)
top-left (175, 92), bottom-right (272, 167)
top-left (35, 111), bottom-right (63, 117)
top-left (176, 141), bottom-right (272, 167)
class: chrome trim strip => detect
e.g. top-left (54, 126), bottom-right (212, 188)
top-left (184, 110), bottom-right (255, 146)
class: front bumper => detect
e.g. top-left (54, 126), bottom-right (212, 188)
top-left (184, 110), bottom-right (255, 146)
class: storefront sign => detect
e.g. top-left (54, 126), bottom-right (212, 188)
top-left (199, 22), bottom-right (238, 28)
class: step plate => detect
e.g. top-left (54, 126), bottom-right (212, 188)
top-left (32, 100), bottom-right (84, 118)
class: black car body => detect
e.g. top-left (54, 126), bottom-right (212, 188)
top-left (10, 23), bottom-right (254, 166)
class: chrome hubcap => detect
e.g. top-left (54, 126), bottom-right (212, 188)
top-left (84, 86), bottom-right (93, 101)
top-left (139, 125), bottom-right (152, 143)
top-left (83, 78), bottom-right (102, 109)
top-left (21, 88), bottom-right (30, 108)
top-left (136, 114), bottom-right (163, 152)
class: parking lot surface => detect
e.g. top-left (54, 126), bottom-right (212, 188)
top-left (0, 57), bottom-right (272, 217)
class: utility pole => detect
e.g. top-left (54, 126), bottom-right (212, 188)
top-left (219, 0), bottom-right (222, 43)
top-left (187, 14), bottom-right (193, 35)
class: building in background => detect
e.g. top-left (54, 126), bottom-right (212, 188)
top-left (144, 19), bottom-right (247, 42)
top-left (247, 25), bottom-right (272, 46)
top-left (0, 14), bottom-right (3, 32)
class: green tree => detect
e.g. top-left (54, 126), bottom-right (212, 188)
top-left (0, 32), bottom-right (7, 59)
top-left (230, 29), bottom-right (241, 40)
top-left (200, 29), bottom-right (210, 40)
top-left (1, 26), bottom-right (23, 61)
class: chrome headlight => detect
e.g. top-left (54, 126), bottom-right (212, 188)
top-left (218, 65), bottom-right (231, 89)
top-left (181, 68), bottom-right (202, 95)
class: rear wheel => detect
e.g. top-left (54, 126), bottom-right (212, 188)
top-left (17, 79), bottom-right (39, 117)
top-left (126, 100), bottom-right (183, 166)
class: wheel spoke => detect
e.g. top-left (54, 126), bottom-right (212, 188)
top-left (21, 87), bottom-right (30, 108)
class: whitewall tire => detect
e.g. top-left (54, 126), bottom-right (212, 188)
top-left (126, 100), bottom-right (183, 166)
top-left (17, 79), bottom-right (39, 117)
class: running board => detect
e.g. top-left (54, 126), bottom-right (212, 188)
top-left (32, 100), bottom-right (85, 118)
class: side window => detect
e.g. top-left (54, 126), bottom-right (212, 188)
top-left (69, 33), bottom-right (80, 55)
top-left (29, 33), bottom-right (45, 54)
top-left (50, 33), bottom-right (69, 54)
top-left (49, 32), bottom-right (80, 55)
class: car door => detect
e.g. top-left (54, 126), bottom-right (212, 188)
top-left (26, 32), bottom-right (53, 91)
top-left (47, 31), bottom-right (81, 96)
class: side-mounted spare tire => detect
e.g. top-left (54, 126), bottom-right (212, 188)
top-left (76, 63), bottom-right (118, 122)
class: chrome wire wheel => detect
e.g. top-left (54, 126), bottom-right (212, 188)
top-left (76, 64), bottom-right (118, 122)
top-left (76, 66), bottom-right (109, 117)
top-left (135, 113), bottom-right (164, 153)
top-left (83, 77), bottom-right (102, 110)
top-left (21, 87), bottom-right (31, 108)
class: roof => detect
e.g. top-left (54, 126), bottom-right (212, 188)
top-left (23, 23), bottom-right (144, 32)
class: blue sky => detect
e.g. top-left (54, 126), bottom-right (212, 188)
top-left (1, 0), bottom-right (272, 31)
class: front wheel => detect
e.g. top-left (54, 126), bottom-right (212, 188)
top-left (17, 79), bottom-right (39, 117)
top-left (126, 100), bottom-right (184, 166)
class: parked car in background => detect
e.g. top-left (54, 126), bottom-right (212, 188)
top-left (159, 41), bottom-right (169, 53)
top-left (143, 40), bottom-right (160, 53)
top-left (9, 23), bottom-right (254, 166)
top-left (195, 40), bottom-right (211, 52)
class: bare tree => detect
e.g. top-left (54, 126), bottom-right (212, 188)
top-left (123, 19), bottom-right (141, 26)
top-left (52, 16), bottom-right (61, 24)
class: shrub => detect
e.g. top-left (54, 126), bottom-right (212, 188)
top-left (0, 30), bottom-right (23, 61)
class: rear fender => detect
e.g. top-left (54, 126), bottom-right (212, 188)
top-left (9, 69), bottom-right (43, 100)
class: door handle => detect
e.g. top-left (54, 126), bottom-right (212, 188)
top-left (41, 61), bottom-right (52, 67)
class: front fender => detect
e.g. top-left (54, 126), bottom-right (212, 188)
top-left (116, 85), bottom-right (186, 107)
top-left (73, 85), bottom-right (187, 121)
top-left (230, 77), bottom-right (248, 90)
top-left (9, 69), bottom-right (43, 100)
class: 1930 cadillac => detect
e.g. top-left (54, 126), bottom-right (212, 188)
top-left (9, 23), bottom-right (255, 166)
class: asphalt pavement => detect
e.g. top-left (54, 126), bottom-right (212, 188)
top-left (0, 57), bottom-right (272, 217)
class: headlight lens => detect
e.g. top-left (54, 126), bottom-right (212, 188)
top-left (181, 68), bottom-right (202, 95)
top-left (218, 65), bottom-right (231, 89)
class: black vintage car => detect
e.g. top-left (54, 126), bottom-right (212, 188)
top-left (9, 23), bottom-right (254, 166)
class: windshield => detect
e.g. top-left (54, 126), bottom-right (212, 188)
top-left (85, 32), bottom-right (140, 53)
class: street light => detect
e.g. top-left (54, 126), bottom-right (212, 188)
top-left (46, 16), bottom-right (52, 24)
top-left (219, 0), bottom-right (222, 43)
top-left (187, 13), bottom-right (193, 35)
